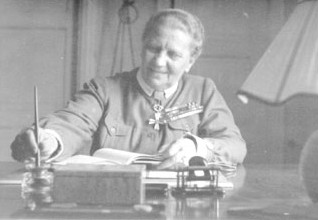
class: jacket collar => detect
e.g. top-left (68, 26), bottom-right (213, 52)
top-left (136, 70), bottom-right (178, 99)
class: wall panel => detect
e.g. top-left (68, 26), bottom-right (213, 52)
top-left (0, 0), bottom-right (76, 161)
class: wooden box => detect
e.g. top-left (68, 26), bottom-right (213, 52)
top-left (52, 164), bottom-right (145, 206)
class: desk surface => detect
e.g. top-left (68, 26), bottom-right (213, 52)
top-left (0, 162), bottom-right (317, 220)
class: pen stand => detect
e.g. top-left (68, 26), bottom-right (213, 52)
top-left (171, 156), bottom-right (225, 197)
top-left (21, 163), bottom-right (53, 210)
top-left (171, 166), bottom-right (224, 196)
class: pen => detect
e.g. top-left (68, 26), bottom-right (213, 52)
top-left (34, 86), bottom-right (41, 167)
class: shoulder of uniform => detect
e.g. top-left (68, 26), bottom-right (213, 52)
top-left (112, 68), bottom-right (138, 80)
top-left (92, 68), bottom-right (138, 85)
top-left (182, 74), bottom-right (216, 89)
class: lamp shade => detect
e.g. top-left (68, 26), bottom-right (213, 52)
top-left (237, 0), bottom-right (318, 104)
top-left (300, 130), bottom-right (318, 203)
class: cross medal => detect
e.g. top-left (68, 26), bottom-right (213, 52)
top-left (148, 102), bottom-right (204, 131)
top-left (149, 103), bottom-right (164, 130)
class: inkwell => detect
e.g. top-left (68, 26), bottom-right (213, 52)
top-left (21, 86), bottom-right (53, 210)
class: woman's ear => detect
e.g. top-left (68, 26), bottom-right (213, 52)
top-left (185, 56), bottom-right (197, 73)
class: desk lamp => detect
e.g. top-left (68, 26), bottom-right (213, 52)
top-left (237, 0), bottom-right (318, 202)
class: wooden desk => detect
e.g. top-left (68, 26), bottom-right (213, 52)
top-left (0, 162), bottom-right (317, 219)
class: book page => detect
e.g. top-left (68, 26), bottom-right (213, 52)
top-left (54, 155), bottom-right (118, 165)
top-left (93, 148), bottom-right (162, 165)
top-left (54, 148), bottom-right (162, 166)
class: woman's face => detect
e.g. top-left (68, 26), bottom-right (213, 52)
top-left (140, 24), bottom-right (195, 91)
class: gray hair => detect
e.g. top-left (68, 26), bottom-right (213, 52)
top-left (142, 9), bottom-right (205, 59)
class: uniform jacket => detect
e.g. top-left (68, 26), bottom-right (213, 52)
top-left (40, 68), bottom-right (246, 164)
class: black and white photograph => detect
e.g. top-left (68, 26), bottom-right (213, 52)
top-left (1, 0), bottom-right (318, 219)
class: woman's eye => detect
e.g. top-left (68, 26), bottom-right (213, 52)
top-left (168, 51), bottom-right (182, 60)
top-left (147, 47), bottom-right (156, 53)
top-left (146, 45), bottom-right (159, 53)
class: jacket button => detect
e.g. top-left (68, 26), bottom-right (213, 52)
top-left (110, 127), bottom-right (116, 134)
top-left (185, 124), bottom-right (190, 131)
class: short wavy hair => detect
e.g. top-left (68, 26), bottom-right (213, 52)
top-left (142, 9), bottom-right (205, 59)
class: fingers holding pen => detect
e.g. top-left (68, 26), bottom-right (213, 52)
top-left (11, 128), bottom-right (38, 162)
top-left (23, 128), bottom-right (39, 154)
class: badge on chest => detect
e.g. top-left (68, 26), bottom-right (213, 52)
top-left (148, 102), bottom-right (203, 130)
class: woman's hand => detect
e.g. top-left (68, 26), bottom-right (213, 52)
top-left (157, 137), bottom-right (196, 170)
top-left (10, 127), bottom-right (58, 163)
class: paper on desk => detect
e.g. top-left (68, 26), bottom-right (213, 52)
top-left (144, 170), bottom-right (234, 189)
top-left (0, 170), bottom-right (24, 185)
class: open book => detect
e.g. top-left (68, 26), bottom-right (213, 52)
top-left (55, 148), bottom-right (234, 189)
top-left (55, 148), bottom-right (163, 166)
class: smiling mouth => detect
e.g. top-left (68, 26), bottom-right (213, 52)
top-left (149, 68), bottom-right (167, 74)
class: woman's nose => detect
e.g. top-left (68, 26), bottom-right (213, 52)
top-left (153, 52), bottom-right (167, 66)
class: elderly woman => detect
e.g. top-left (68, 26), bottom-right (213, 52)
top-left (11, 9), bottom-right (246, 169)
